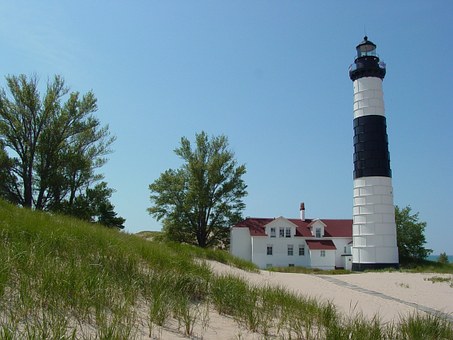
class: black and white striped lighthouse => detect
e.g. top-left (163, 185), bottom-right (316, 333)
top-left (349, 37), bottom-right (399, 271)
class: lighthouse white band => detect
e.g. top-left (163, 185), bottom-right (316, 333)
top-left (352, 176), bottom-right (399, 264)
top-left (353, 77), bottom-right (385, 119)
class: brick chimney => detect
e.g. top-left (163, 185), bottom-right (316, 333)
top-left (300, 202), bottom-right (305, 221)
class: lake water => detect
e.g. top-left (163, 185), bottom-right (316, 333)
top-left (427, 255), bottom-right (453, 263)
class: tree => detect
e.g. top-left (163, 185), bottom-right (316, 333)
top-left (0, 74), bottom-right (115, 211)
top-left (60, 182), bottom-right (125, 229)
top-left (395, 205), bottom-right (432, 261)
top-left (0, 140), bottom-right (17, 201)
top-left (438, 252), bottom-right (449, 264)
top-left (148, 131), bottom-right (247, 248)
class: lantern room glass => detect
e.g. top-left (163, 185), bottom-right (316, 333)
top-left (356, 37), bottom-right (377, 58)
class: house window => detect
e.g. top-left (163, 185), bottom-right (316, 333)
top-left (285, 227), bottom-right (291, 238)
top-left (316, 228), bottom-right (321, 238)
top-left (279, 228), bottom-right (284, 237)
top-left (289, 264), bottom-right (295, 267)
top-left (344, 246), bottom-right (347, 253)
top-left (320, 250), bottom-right (326, 257)
top-left (270, 227), bottom-right (276, 238)
top-left (267, 245), bottom-right (273, 256)
top-left (299, 245), bottom-right (305, 256)
top-left (287, 245), bottom-right (294, 256)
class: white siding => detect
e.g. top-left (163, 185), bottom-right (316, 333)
top-left (230, 227), bottom-right (251, 261)
top-left (309, 249), bottom-right (336, 270)
top-left (251, 236), bottom-right (310, 269)
top-left (352, 176), bottom-right (399, 265)
top-left (353, 77), bottom-right (385, 119)
top-left (230, 218), bottom-right (352, 270)
top-left (331, 238), bottom-right (353, 268)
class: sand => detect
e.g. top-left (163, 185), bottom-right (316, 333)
top-left (140, 262), bottom-right (453, 339)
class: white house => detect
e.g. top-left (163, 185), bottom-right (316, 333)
top-left (230, 203), bottom-right (353, 270)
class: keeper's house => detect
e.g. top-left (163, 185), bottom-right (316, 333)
top-left (230, 203), bottom-right (353, 270)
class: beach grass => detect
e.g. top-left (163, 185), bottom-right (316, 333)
top-left (400, 259), bottom-right (453, 274)
top-left (1, 198), bottom-right (452, 339)
top-left (269, 265), bottom-right (352, 275)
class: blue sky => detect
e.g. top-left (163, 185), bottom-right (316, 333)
top-left (1, 1), bottom-right (452, 254)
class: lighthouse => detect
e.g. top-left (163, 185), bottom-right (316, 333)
top-left (349, 37), bottom-right (399, 271)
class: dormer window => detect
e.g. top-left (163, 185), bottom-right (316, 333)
top-left (285, 227), bottom-right (291, 238)
top-left (310, 219), bottom-right (326, 237)
top-left (316, 228), bottom-right (322, 238)
top-left (270, 227), bottom-right (276, 238)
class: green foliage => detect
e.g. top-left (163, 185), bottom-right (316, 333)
top-left (398, 258), bottom-right (453, 274)
top-left (0, 140), bottom-right (16, 201)
top-left (438, 252), bottom-right (449, 264)
top-left (60, 181), bottom-right (125, 229)
top-left (399, 313), bottom-right (453, 339)
top-left (395, 205), bottom-right (432, 262)
top-left (148, 131), bottom-right (247, 248)
top-left (269, 265), bottom-right (352, 275)
top-left (0, 74), bottom-right (119, 221)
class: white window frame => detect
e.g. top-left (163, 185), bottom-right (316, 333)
top-left (287, 244), bottom-right (294, 256)
top-left (316, 228), bottom-right (322, 238)
top-left (279, 228), bottom-right (284, 238)
top-left (267, 245), bottom-right (273, 256)
top-left (270, 227), bottom-right (276, 238)
top-left (320, 250), bottom-right (326, 257)
top-left (299, 245), bottom-right (305, 256)
top-left (285, 227), bottom-right (291, 238)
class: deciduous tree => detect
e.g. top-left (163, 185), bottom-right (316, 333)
top-left (148, 131), bottom-right (247, 247)
top-left (61, 182), bottom-right (125, 229)
top-left (395, 205), bottom-right (432, 261)
top-left (0, 74), bottom-right (114, 211)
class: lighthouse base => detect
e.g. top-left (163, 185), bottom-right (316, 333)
top-left (352, 262), bottom-right (399, 272)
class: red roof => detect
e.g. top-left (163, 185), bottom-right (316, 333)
top-left (306, 239), bottom-right (337, 250)
top-left (233, 217), bottom-right (352, 238)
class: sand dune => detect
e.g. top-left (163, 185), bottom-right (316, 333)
top-left (209, 261), bottom-right (453, 323)
top-left (147, 262), bottom-right (453, 339)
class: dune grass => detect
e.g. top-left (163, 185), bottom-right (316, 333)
top-left (399, 259), bottom-right (453, 274)
top-left (269, 265), bottom-right (352, 275)
top-left (1, 199), bottom-right (452, 339)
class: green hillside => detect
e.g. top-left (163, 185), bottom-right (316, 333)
top-left (0, 199), bottom-right (452, 339)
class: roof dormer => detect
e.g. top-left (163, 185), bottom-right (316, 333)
top-left (308, 219), bottom-right (327, 238)
top-left (265, 217), bottom-right (298, 238)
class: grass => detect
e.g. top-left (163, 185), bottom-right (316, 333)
top-left (269, 265), bottom-right (352, 275)
top-left (424, 276), bottom-right (453, 288)
top-left (399, 258), bottom-right (453, 274)
top-left (1, 198), bottom-right (452, 339)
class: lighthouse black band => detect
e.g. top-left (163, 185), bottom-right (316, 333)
top-left (349, 56), bottom-right (386, 81)
top-left (353, 115), bottom-right (392, 179)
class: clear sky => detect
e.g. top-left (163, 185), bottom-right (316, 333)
top-left (1, 1), bottom-right (452, 255)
